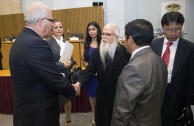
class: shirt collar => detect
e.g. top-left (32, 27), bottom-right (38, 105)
top-left (164, 37), bottom-right (179, 47)
top-left (131, 45), bottom-right (150, 59)
top-left (52, 35), bottom-right (63, 46)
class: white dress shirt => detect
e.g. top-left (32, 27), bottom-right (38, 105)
top-left (162, 37), bottom-right (179, 83)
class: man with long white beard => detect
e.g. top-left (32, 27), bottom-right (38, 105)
top-left (75, 23), bottom-right (131, 126)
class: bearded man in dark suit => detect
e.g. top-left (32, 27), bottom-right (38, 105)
top-left (75, 23), bottom-right (131, 126)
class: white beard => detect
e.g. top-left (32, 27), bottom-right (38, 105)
top-left (100, 40), bottom-right (118, 69)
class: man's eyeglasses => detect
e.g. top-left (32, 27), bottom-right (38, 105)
top-left (102, 33), bottom-right (115, 37)
top-left (43, 18), bottom-right (55, 23)
top-left (163, 27), bottom-right (182, 33)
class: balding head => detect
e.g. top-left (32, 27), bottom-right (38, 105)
top-left (104, 23), bottom-right (120, 36)
top-left (24, 2), bottom-right (50, 25)
top-left (24, 2), bottom-right (54, 38)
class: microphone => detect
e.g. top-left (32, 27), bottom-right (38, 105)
top-left (67, 30), bottom-right (70, 36)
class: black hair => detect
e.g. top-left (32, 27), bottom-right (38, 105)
top-left (161, 11), bottom-right (185, 27)
top-left (125, 19), bottom-right (153, 46)
top-left (83, 21), bottom-right (102, 61)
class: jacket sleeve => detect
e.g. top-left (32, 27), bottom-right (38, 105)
top-left (111, 65), bottom-right (145, 126)
top-left (77, 49), bottom-right (97, 87)
top-left (28, 40), bottom-right (76, 98)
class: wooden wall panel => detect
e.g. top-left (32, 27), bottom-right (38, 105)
top-left (0, 6), bottom-right (103, 40)
top-left (52, 6), bottom-right (104, 40)
top-left (0, 6), bottom-right (104, 69)
top-left (0, 14), bottom-right (24, 40)
top-left (1, 41), bottom-right (83, 70)
top-left (0, 16), bottom-right (5, 40)
top-left (1, 42), bottom-right (12, 70)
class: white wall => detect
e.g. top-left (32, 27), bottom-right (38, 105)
top-left (184, 0), bottom-right (194, 41)
top-left (125, 0), bottom-right (194, 42)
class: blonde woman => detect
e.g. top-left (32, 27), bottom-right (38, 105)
top-left (47, 21), bottom-right (75, 126)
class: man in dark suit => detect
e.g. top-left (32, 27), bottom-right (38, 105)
top-left (9, 2), bottom-right (80, 126)
top-left (111, 19), bottom-right (167, 126)
top-left (75, 23), bottom-right (131, 126)
top-left (151, 11), bottom-right (194, 126)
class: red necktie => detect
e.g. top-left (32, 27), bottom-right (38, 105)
top-left (162, 42), bottom-right (173, 66)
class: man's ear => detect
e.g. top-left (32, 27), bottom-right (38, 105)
top-left (127, 36), bottom-right (133, 44)
top-left (37, 18), bottom-right (44, 28)
top-left (115, 35), bottom-right (119, 41)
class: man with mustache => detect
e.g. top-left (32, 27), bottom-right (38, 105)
top-left (75, 23), bottom-right (131, 126)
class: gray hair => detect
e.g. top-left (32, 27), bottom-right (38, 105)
top-left (24, 2), bottom-right (50, 25)
top-left (105, 23), bottom-right (120, 36)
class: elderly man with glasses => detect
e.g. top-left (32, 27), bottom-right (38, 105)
top-left (9, 2), bottom-right (80, 126)
top-left (75, 23), bottom-right (131, 126)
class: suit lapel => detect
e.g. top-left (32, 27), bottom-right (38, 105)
top-left (51, 37), bottom-right (61, 54)
top-left (111, 43), bottom-right (125, 69)
top-left (171, 38), bottom-right (186, 79)
top-left (156, 39), bottom-right (164, 56)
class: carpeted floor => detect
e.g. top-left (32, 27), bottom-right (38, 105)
top-left (0, 112), bottom-right (95, 126)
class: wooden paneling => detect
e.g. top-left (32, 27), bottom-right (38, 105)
top-left (0, 6), bottom-right (104, 41)
top-left (0, 6), bottom-right (104, 69)
top-left (0, 70), bottom-right (10, 76)
top-left (52, 6), bottom-right (104, 40)
top-left (1, 42), bottom-right (12, 70)
top-left (0, 14), bottom-right (24, 40)
top-left (69, 40), bottom-right (83, 68)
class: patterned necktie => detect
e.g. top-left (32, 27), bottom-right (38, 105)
top-left (162, 42), bottom-right (173, 66)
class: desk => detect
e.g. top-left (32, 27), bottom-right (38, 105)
top-left (1, 40), bottom-right (84, 70)
top-left (0, 70), bottom-right (91, 114)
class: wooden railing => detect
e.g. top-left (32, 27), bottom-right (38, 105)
top-left (1, 40), bottom-right (84, 70)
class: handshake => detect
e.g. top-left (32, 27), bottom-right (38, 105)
top-left (72, 82), bottom-right (81, 96)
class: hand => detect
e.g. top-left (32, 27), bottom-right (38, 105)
top-left (60, 73), bottom-right (65, 77)
top-left (184, 107), bottom-right (193, 121)
top-left (72, 82), bottom-right (81, 96)
top-left (64, 59), bottom-right (72, 68)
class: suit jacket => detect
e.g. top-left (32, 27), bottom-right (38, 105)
top-left (111, 47), bottom-right (167, 126)
top-left (77, 43), bottom-right (131, 126)
top-left (151, 37), bottom-right (194, 126)
top-left (9, 27), bottom-right (76, 126)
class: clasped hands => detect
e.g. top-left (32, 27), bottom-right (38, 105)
top-left (72, 82), bottom-right (81, 96)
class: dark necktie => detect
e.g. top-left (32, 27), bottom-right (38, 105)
top-left (162, 42), bottom-right (173, 66)
top-left (105, 53), bottom-right (112, 69)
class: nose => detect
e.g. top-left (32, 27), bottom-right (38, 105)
top-left (171, 30), bottom-right (176, 35)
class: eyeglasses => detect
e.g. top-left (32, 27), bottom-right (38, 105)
top-left (163, 27), bottom-right (182, 33)
top-left (43, 18), bottom-right (55, 23)
top-left (102, 33), bottom-right (115, 37)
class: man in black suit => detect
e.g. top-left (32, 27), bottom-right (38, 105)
top-left (9, 2), bottom-right (80, 126)
top-left (75, 23), bottom-right (131, 126)
top-left (151, 11), bottom-right (194, 126)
